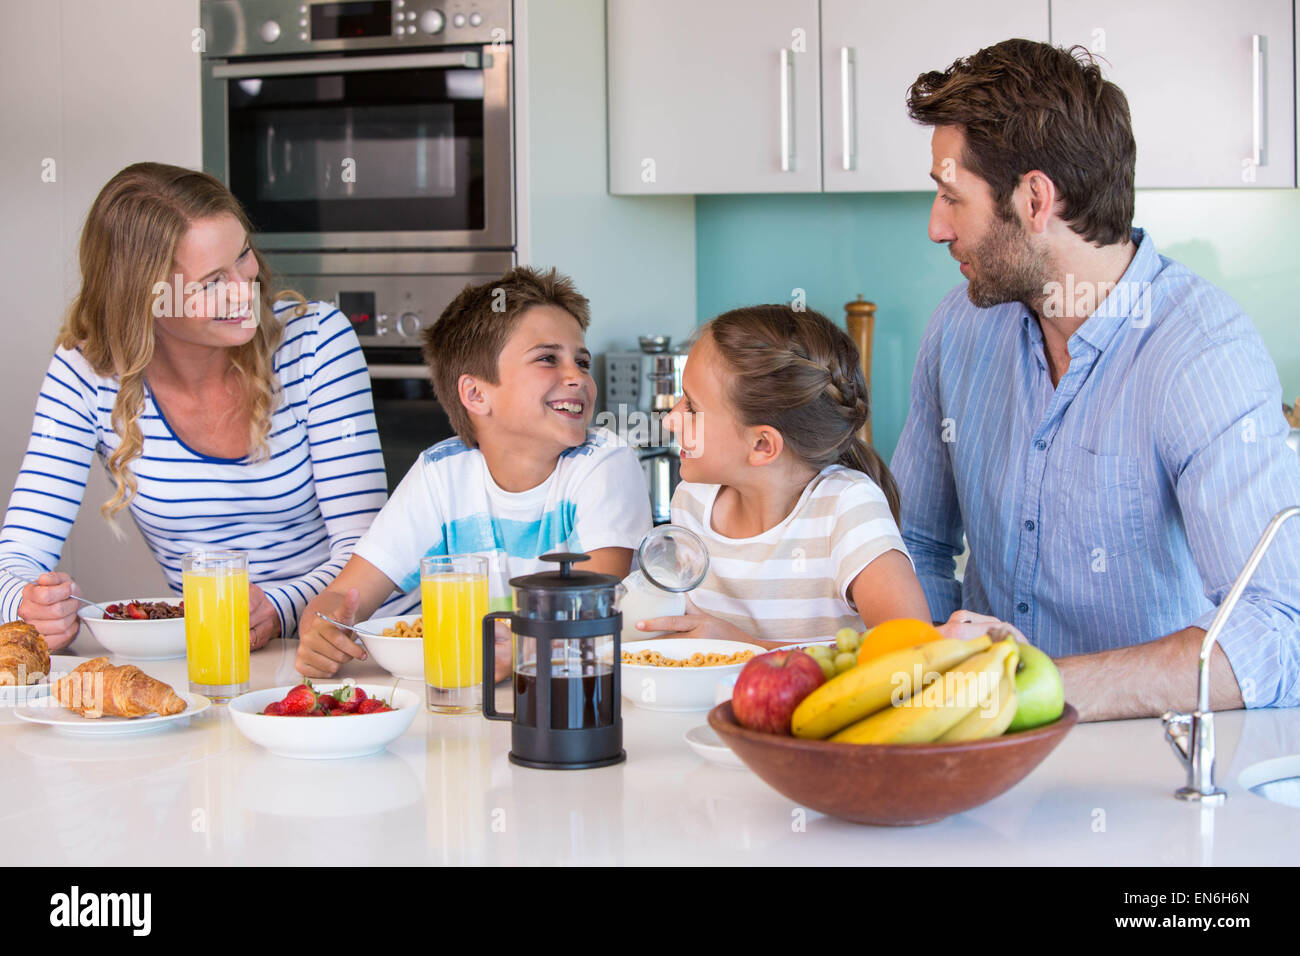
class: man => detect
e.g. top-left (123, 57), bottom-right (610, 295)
top-left (892, 39), bottom-right (1300, 720)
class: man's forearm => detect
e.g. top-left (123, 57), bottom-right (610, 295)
top-left (1057, 626), bottom-right (1245, 721)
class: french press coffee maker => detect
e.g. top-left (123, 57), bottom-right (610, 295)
top-left (481, 553), bottom-right (624, 770)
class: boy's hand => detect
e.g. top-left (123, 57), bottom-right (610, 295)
top-left (295, 588), bottom-right (367, 678)
top-left (493, 620), bottom-right (512, 683)
top-left (635, 611), bottom-right (757, 645)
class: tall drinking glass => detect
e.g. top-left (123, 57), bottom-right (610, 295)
top-left (421, 554), bottom-right (489, 714)
top-left (182, 550), bottom-right (250, 701)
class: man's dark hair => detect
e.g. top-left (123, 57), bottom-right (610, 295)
top-left (907, 38), bottom-right (1135, 245)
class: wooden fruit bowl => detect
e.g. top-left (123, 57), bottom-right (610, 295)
top-left (708, 701), bottom-right (1078, 826)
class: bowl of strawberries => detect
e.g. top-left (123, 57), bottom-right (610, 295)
top-left (228, 680), bottom-right (421, 759)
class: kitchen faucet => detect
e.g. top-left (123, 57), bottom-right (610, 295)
top-left (1162, 506), bottom-right (1300, 803)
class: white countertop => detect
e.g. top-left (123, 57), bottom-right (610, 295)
top-left (3, 635), bottom-right (1298, 866)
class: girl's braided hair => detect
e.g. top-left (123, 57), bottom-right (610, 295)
top-left (705, 304), bottom-right (901, 524)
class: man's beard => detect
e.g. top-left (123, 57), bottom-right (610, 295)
top-left (963, 209), bottom-right (1050, 310)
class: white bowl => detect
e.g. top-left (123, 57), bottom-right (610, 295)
top-left (228, 682), bottom-right (420, 759)
top-left (620, 638), bottom-right (767, 712)
top-left (352, 615), bottom-right (425, 681)
top-left (77, 598), bottom-right (187, 660)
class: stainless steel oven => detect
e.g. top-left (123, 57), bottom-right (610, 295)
top-left (200, 0), bottom-right (513, 251)
top-left (270, 250), bottom-right (514, 491)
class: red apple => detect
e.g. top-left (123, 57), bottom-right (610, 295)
top-left (731, 650), bottom-right (826, 735)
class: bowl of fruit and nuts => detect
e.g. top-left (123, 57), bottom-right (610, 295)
top-left (77, 597), bottom-right (187, 661)
top-left (228, 680), bottom-right (421, 759)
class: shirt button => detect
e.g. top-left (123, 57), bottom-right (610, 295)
top-left (1024, 519), bottom-right (1036, 531)
top-left (1017, 602), bottom-right (1029, 614)
top-left (1034, 439), bottom-right (1047, 451)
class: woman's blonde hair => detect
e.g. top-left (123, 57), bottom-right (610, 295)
top-left (704, 305), bottom-right (902, 525)
top-left (57, 162), bottom-right (303, 518)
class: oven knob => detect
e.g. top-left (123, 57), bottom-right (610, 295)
top-left (397, 312), bottom-right (422, 338)
top-left (260, 19), bottom-right (282, 43)
top-left (469, 12), bottom-right (482, 27)
top-left (420, 9), bottom-right (446, 34)
top-left (452, 12), bottom-right (466, 28)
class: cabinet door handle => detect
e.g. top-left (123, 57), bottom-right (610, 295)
top-left (1251, 34), bottom-right (1265, 167)
top-left (780, 48), bottom-right (793, 172)
top-left (841, 46), bottom-right (855, 171)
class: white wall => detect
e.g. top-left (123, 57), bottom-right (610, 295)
top-left (517, 0), bottom-right (697, 359)
top-left (0, 0), bottom-right (202, 602)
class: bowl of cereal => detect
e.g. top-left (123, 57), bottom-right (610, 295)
top-left (620, 638), bottom-right (767, 712)
top-left (78, 598), bottom-right (187, 660)
top-left (352, 615), bottom-right (425, 682)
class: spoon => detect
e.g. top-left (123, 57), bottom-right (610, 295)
top-left (12, 576), bottom-right (101, 609)
top-left (314, 611), bottom-right (375, 639)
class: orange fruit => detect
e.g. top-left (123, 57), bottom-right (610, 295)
top-left (856, 618), bottom-right (943, 664)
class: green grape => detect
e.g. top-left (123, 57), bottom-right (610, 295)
top-left (835, 627), bottom-right (860, 652)
top-left (833, 651), bottom-right (857, 674)
top-left (804, 643), bottom-right (832, 660)
top-left (814, 655), bottom-right (836, 680)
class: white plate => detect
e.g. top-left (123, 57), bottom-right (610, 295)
top-left (77, 598), bottom-right (187, 660)
top-left (14, 691), bottom-right (209, 736)
top-left (351, 615), bottom-right (424, 681)
top-left (684, 724), bottom-right (749, 771)
top-left (228, 682), bottom-right (420, 760)
top-left (0, 655), bottom-right (83, 704)
top-left (620, 638), bottom-right (767, 712)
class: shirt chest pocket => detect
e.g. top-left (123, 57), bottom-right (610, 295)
top-left (1058, 450), bottom-right (1148, 560)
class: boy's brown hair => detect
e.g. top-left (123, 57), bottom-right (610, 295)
top-left (906, 38), bottom-right (1135, 246)
top-left (422, 266), bottom-right (590, 446)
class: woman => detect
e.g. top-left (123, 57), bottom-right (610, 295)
top-left (0, 163), bottom-right (415, 651)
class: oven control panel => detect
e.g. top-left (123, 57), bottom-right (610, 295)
top-left (201, 0), bottom-right (512, 57)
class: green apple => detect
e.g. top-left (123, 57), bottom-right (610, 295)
top-left (1008, 641), bottom-right (1065, 732)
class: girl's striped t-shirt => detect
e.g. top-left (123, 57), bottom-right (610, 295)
top-left (0, 299), bottom-right (414, 636)
top-left (671, 464), bottom-right (911, 642)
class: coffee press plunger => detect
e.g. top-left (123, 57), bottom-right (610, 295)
top-left (481, 552), bottom-right (625, 770)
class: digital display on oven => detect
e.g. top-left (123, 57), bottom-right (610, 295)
top-left (338, 291), bottom-right (377, 336)
top-left (310, 1), bottom-right (393, 40)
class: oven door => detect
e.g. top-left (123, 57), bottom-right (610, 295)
top-left (202, 47), bottom-right (512, 250)
top-left (368, 369), bottom-right (456, 494)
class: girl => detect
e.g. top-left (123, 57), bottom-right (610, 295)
top-left (0, 163), bottom-right (413, 650)
top-left (638, 304), bottom-right (931, 645)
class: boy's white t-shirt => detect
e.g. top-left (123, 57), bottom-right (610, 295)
top-left (671, 464), bottom-right (911, 643)
top-left (354, 428), bottom-right (652, 603)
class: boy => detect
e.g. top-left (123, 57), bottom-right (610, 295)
top-left (296, 267), bottom-right (651, 678)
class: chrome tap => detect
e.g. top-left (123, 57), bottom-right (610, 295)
top-left (1162, 505), bottom-right (1300, 803)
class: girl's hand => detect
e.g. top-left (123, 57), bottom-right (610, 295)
top-left (635, 612), bottom-right (758, 645)
top-left (249, 584), bottom-right (283, 650)
top-left (17, 571), bottom-right (82, 651)
top-left (937, 609), bottom-right (1027, 644)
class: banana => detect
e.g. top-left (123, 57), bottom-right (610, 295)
top-left (791, 636), bottom-right (992, 740)
top-left (829, 638), bottom-right (1018, 745)
top-left (935, 647), bottom-right (1020, 742)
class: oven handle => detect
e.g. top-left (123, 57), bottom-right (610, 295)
top-left (367, 364), bottom-right (431, 381)
top-left (212, 50), bottom-right (482, 79)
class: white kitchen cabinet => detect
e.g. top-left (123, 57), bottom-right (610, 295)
top-left (607, 0), bottom-right (822, 194)
top-left (821, 0), bottom-right (1048, 192)
top-left (1052, 0), bottom-right (1296, 188)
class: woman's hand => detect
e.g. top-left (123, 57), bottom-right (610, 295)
top-left (17, 572), bottom-right (82, 651)
top-left (295, 588), bottom-right (367, 678)
top-left (635, 611), bottom-right (758, 645)
top-left (249, 584), bottom-right (283, 651)
top-left (936, 609), bottom-right (1027, 644)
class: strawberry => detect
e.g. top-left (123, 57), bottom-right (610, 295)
top-left (356, 697), bottom-right (387, 714)
top-left (263, 700), bottom-right (285, 716)
top-left (126, 602), bottom-right (147, 620)
top-left (279, 681), bottom-right (318, 716)
top-left (317, 694), bottom-right (339, 712)
top-left (333, 684), bottom-right (365, 713)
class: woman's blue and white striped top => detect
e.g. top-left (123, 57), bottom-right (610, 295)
top-left (0, 299), bottom-right (413, 636)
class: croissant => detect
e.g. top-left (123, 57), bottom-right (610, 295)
top-left (52, 657), bottom-right (186, 719)
top-left (0, 621), bottom-right (51, 686)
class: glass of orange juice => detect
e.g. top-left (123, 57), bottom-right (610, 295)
top-left (182, 550), bottom-right (250, 701)
top-left (421, 554), bottom-right (489, 714)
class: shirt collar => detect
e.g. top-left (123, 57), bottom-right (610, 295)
top-left (1068, 227), bottom-right (1159, 353)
